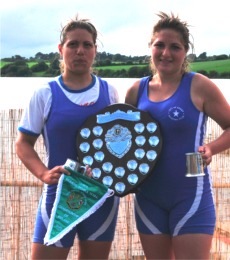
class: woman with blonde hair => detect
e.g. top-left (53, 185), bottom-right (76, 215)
top-left (125, 12), bottom-right (230, 259)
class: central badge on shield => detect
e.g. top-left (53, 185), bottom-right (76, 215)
top-left (105, 124), bottom-right (132, 158)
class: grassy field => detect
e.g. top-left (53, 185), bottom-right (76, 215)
top-left (190, 59), bottom-right (230, 73)
top-left (0, 61), bottom-right (49, 68)
top-left (96, 60), bottom-right (230, 73)
top-left (0, 61), bottom-right (12, 68)
top-left (1, 59), bottom-right (230, 74)
top-left (95, 64), bottom-right (147, 71)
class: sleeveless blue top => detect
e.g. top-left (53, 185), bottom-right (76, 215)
top-left (43, 77), bottom-right (110, 170)
top-left (136, 72), bottom-right (211, 198)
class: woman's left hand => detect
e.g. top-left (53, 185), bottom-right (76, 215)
top-left (198, 146), bottom-right (212, 166)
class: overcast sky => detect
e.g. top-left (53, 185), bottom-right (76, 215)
top-left (1, 0), bottom-right (229, 59)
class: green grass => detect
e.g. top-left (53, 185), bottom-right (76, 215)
top-left (0, 61), bottom-right (50, 68)
top-left (1, 59), bottom-right (230, 74)
top-left (95, 64), bottom-right (147, 71)
top-left (190, 60), bottom-right (230, 73)
top-left (0, 61), bottom-right (12, 68)
top-left (95, 60), bottom-right (230, 74)
top-left (27, 62), bottom-right (40, 68)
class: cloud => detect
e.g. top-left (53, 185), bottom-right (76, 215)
top-left (1, 0), bottom-right (229, 59)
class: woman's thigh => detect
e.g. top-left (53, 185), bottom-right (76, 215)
top-left (173, 233), bottom-right (213, 259)
top-left (139, 233), bottom-right (174, 260)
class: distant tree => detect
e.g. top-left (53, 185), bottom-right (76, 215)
top-left (119, 69), bottom-right (128, 77)
top-left (35, 52), bottom-right (44, 60)
top-left (220, 72), bottom-right (230, 79)
top-left (17, 66), bottom-right (32, 77)
top-left (197, 70), bottom-right (208, 76)
top-left (50, 58), bottom-right (60, 70)
top-left (113, 54), bottom-right (122, 62)
top-left (1, 61), bottom-right (32, 77)
top-left (31, 61), bottom-right (49, 72)
top-left (128, 66), bottom-right (139, 77)
top-left (214, 54), bottom-right (228, 60)
top-left (14, 60), bottom-right (27, 66)
top-left (209, 70), bottom-right (219, 78)
top-left (198, 52), bottom-right (207, 60)
top-left (44, 58), bottom-right (60, 76)
top-left (126, 60), bottom-right (133, 65)
top-left (1, 64), bottom-right (18, 76)
top-left (47, 52), bottom-right (59, 60)
top-left (103, 59), bottom-right (111, 66)
top-left (96, 69), bottom-right (113, 77)
top-left (112, 53), bottom-right (127, 62)
top-left (13, 55), bottom-right (26, 61)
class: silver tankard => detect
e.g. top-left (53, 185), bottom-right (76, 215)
top-left (185, 152), bottom-right (205, 177)
top-left (64, 159), bottom-right (87, 175)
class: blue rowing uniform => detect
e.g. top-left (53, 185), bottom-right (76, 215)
top-left (135, 72), bottom-right (216, 236)
top-left (29, 77), bottom-right (119, 247)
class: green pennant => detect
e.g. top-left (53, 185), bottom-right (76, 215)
top-left (44, 167), bottom-right (114, 245)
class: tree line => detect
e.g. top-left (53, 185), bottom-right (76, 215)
top-left (1, 51), bottom-right (230, 78)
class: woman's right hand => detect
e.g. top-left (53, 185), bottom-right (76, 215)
top-left (41, 164), bottom-right (92, 184)
top-left (40, 165), bottom-right (71, 185)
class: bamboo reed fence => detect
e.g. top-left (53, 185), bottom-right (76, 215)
top-left (0, 109), bottom-right (229, 260)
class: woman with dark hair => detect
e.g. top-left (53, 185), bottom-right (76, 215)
top-left (15, 16), bottom-right (119, 260)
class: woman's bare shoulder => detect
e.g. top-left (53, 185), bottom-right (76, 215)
top-left (125, 79), bottom-right (142, 106)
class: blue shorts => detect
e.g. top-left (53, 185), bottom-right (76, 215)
top-left (33, 185), bottom-right (119, 248)
top-left (134, 177), bottom-right (216, 236)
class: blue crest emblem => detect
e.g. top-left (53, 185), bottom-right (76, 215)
top-left (105, 124), bottom-right (132, 158)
